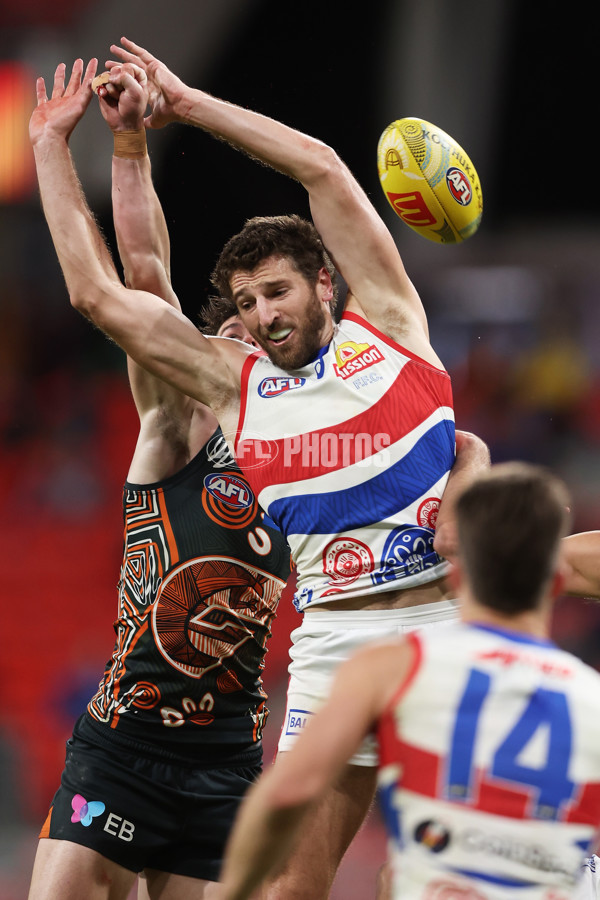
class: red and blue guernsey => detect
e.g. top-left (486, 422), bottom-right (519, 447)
top-left (235, 312), bottom-right (455, 611)
top-left (377, 622), bottom-right (600, 899)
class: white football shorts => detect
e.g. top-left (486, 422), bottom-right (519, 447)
top-left (277, 599), bottom-right (459, 766)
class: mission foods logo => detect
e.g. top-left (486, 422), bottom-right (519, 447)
top-left (333, 341), bottom-right (384, 379)
top-left (258, 376), bottom-right (306, 398)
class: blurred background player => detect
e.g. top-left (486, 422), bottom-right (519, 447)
top-left (220, 462), bottom-right (600, 900)
top-left (28, 62), bottom-right (290, 900)
top-left (29, 49), bottom-right (489, 898)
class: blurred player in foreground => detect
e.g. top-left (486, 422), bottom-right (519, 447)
top-left (29, 50), bottom-right (489, 898)
top-left (561, 531), bottom-right (600, 900)
top-left (27, 62), bottom-right (289, 900)
top-left (220, 462), bottom-right (600, 900)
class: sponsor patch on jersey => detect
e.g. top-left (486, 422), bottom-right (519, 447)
top-left (414, 820), bottom-right (451, 853)
top-left (204, 473), bottom-right (254, 508)
top-left (333, 340), bottom-right (384, 380)
top-left (285, 708), bottom-right (314, 736)
top-left (71, 794), bottom-right (105, 827)
top-left (258, 376), bottom-right (306, 398)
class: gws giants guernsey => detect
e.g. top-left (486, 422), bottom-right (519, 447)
top-left (87, 428), bottom-right (290, 757)
top-left (377, 623), bottom-right (600, 899)
top-left (235, 312), bottom-right (455, 611)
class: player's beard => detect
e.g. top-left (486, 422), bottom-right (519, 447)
top-left (260, 292), bottom-right (329, 370)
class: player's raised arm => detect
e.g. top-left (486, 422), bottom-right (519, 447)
top-left (96, 61), bottom-right (220, 456)
top-left (108, 38), bottom-right (428, 343)
top-left (30, 59), bottom-right (243, 417)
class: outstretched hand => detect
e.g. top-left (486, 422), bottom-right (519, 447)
top-left (106, 37), bottom-right (187, 129)
top-left (29, 58), bottom-right (98, 146)
top-left (96, 62), bottom-right (149, 133)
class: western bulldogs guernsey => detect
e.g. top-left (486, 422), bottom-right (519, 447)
top-left (86, 428), bottom-right (290, 756)
top-left (235, 312), bottom-right (455, 611)
top-left (377, 623), bottom-right (600, 899)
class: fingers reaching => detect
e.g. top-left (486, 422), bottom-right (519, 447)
top-left (109, 36), bottom-right (153, 69)
top-left (51, 62), bottom-right (66, 100)
top-left (36, 76), bottom-right (48, 106)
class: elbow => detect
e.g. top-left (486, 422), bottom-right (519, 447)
top-left (69, 287), bottom-right (94, 317)
top-left (300, 141), bottom-right (347, 187)
top-left (455, 430), bottom-right (491, 467)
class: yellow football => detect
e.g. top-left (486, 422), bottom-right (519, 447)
top-left (377, 117), bottom-right (483, 243)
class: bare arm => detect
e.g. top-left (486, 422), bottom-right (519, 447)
top-left (561, 532), bottom-right (600, 599)
top-left (434, 430), bottom-right (491, 562)
top-left (220, 639), bottom-right (417, 900)
top-left (98, 64), bottom-right (217, 478)
top-left (109, 39), bottom-right (432, 350)
top-left (29, 59), bottom-right (242, 419)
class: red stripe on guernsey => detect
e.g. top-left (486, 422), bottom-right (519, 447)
top-left (235, 351), bottom-right (262, 455)
top-left (342, 311), bottom-right (448, 371)
top-left (380, 734), bottom-right (443, 798)
top-left (474, 777), bottom-right (529, 819)
top-left (566, 781), bottom-right (600, 826)
top-left (379, 632), bottom-right (424, 725)
top-left (237, 357), bottom-right (453, 494)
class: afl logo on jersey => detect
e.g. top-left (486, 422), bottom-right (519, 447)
top-left (204, 473), bottom-right (253, 508)
top-left (258, 376), bottom-right (306, 398)
top-left (203, 472), bottom-right (257, 529)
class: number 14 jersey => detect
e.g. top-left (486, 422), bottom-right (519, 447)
top-left (377, 622), bottom-right (600, 899)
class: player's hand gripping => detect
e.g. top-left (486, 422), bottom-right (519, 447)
top-left (96, 62), bottom-right (148, 133)
top-left (106, 37), bottom-right (187, 129)
top-left (29, 58), bottom-right (98, 146)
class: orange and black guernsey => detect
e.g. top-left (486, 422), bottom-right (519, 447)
top-left (86, 428), bottom-right (290, 761)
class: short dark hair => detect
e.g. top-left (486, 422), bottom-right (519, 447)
top-left (199, 295), bottom-right (238, 335)
top-left (455, 462), bottom-right (571, 613)
top-left (210, 214), bottom-right (338, 309)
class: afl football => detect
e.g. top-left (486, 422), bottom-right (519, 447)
top-left (377, 117), bottom-right (483, 243)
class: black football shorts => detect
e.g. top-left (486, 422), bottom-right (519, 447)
top-left (40, 723), bottom-right (261, 881)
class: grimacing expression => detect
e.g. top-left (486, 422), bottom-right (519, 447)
top-left (230, 256), bottom-right (333, 370)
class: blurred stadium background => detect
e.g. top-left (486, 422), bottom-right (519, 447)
top-left (1, 1), bottom-right (599, 896)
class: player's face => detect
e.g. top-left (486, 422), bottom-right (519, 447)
top-left (216, 315), bottom-right (260, 349)
top-left (231, 256), bottom-right (334, 370)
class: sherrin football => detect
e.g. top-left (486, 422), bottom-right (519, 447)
top-left (377, 117), bottom-right (483, 244)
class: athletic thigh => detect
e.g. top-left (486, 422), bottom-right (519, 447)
top-left (28, 838), bottom-right (136, 900)
top-left (139, 869), bottom-right (224, 900)
top-left (261, 763), bottom-right (378, 900)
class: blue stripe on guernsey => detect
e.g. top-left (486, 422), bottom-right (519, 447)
top-left (449, 868), bottom-right (538, 888)
top-left (471, 623), bottom-right (556, 648)
top-left (268, 420), bottom-right (454, 537)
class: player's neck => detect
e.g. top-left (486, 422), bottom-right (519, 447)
top-left (460, 590), bottom-right (551, 641)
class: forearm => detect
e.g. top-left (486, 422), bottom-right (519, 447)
top-left (562, 532), bottom-right (600, 599)
top-left (34, 136), bottom-right (121, 305)
top-left (174, 87), bottom-right (337, 188)
top-left (221, 776), bottom-right (311, 900)
top-left (434, 430), bottom-right (491, 560)
top-left (112, 153), bottom-right (175, 301)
